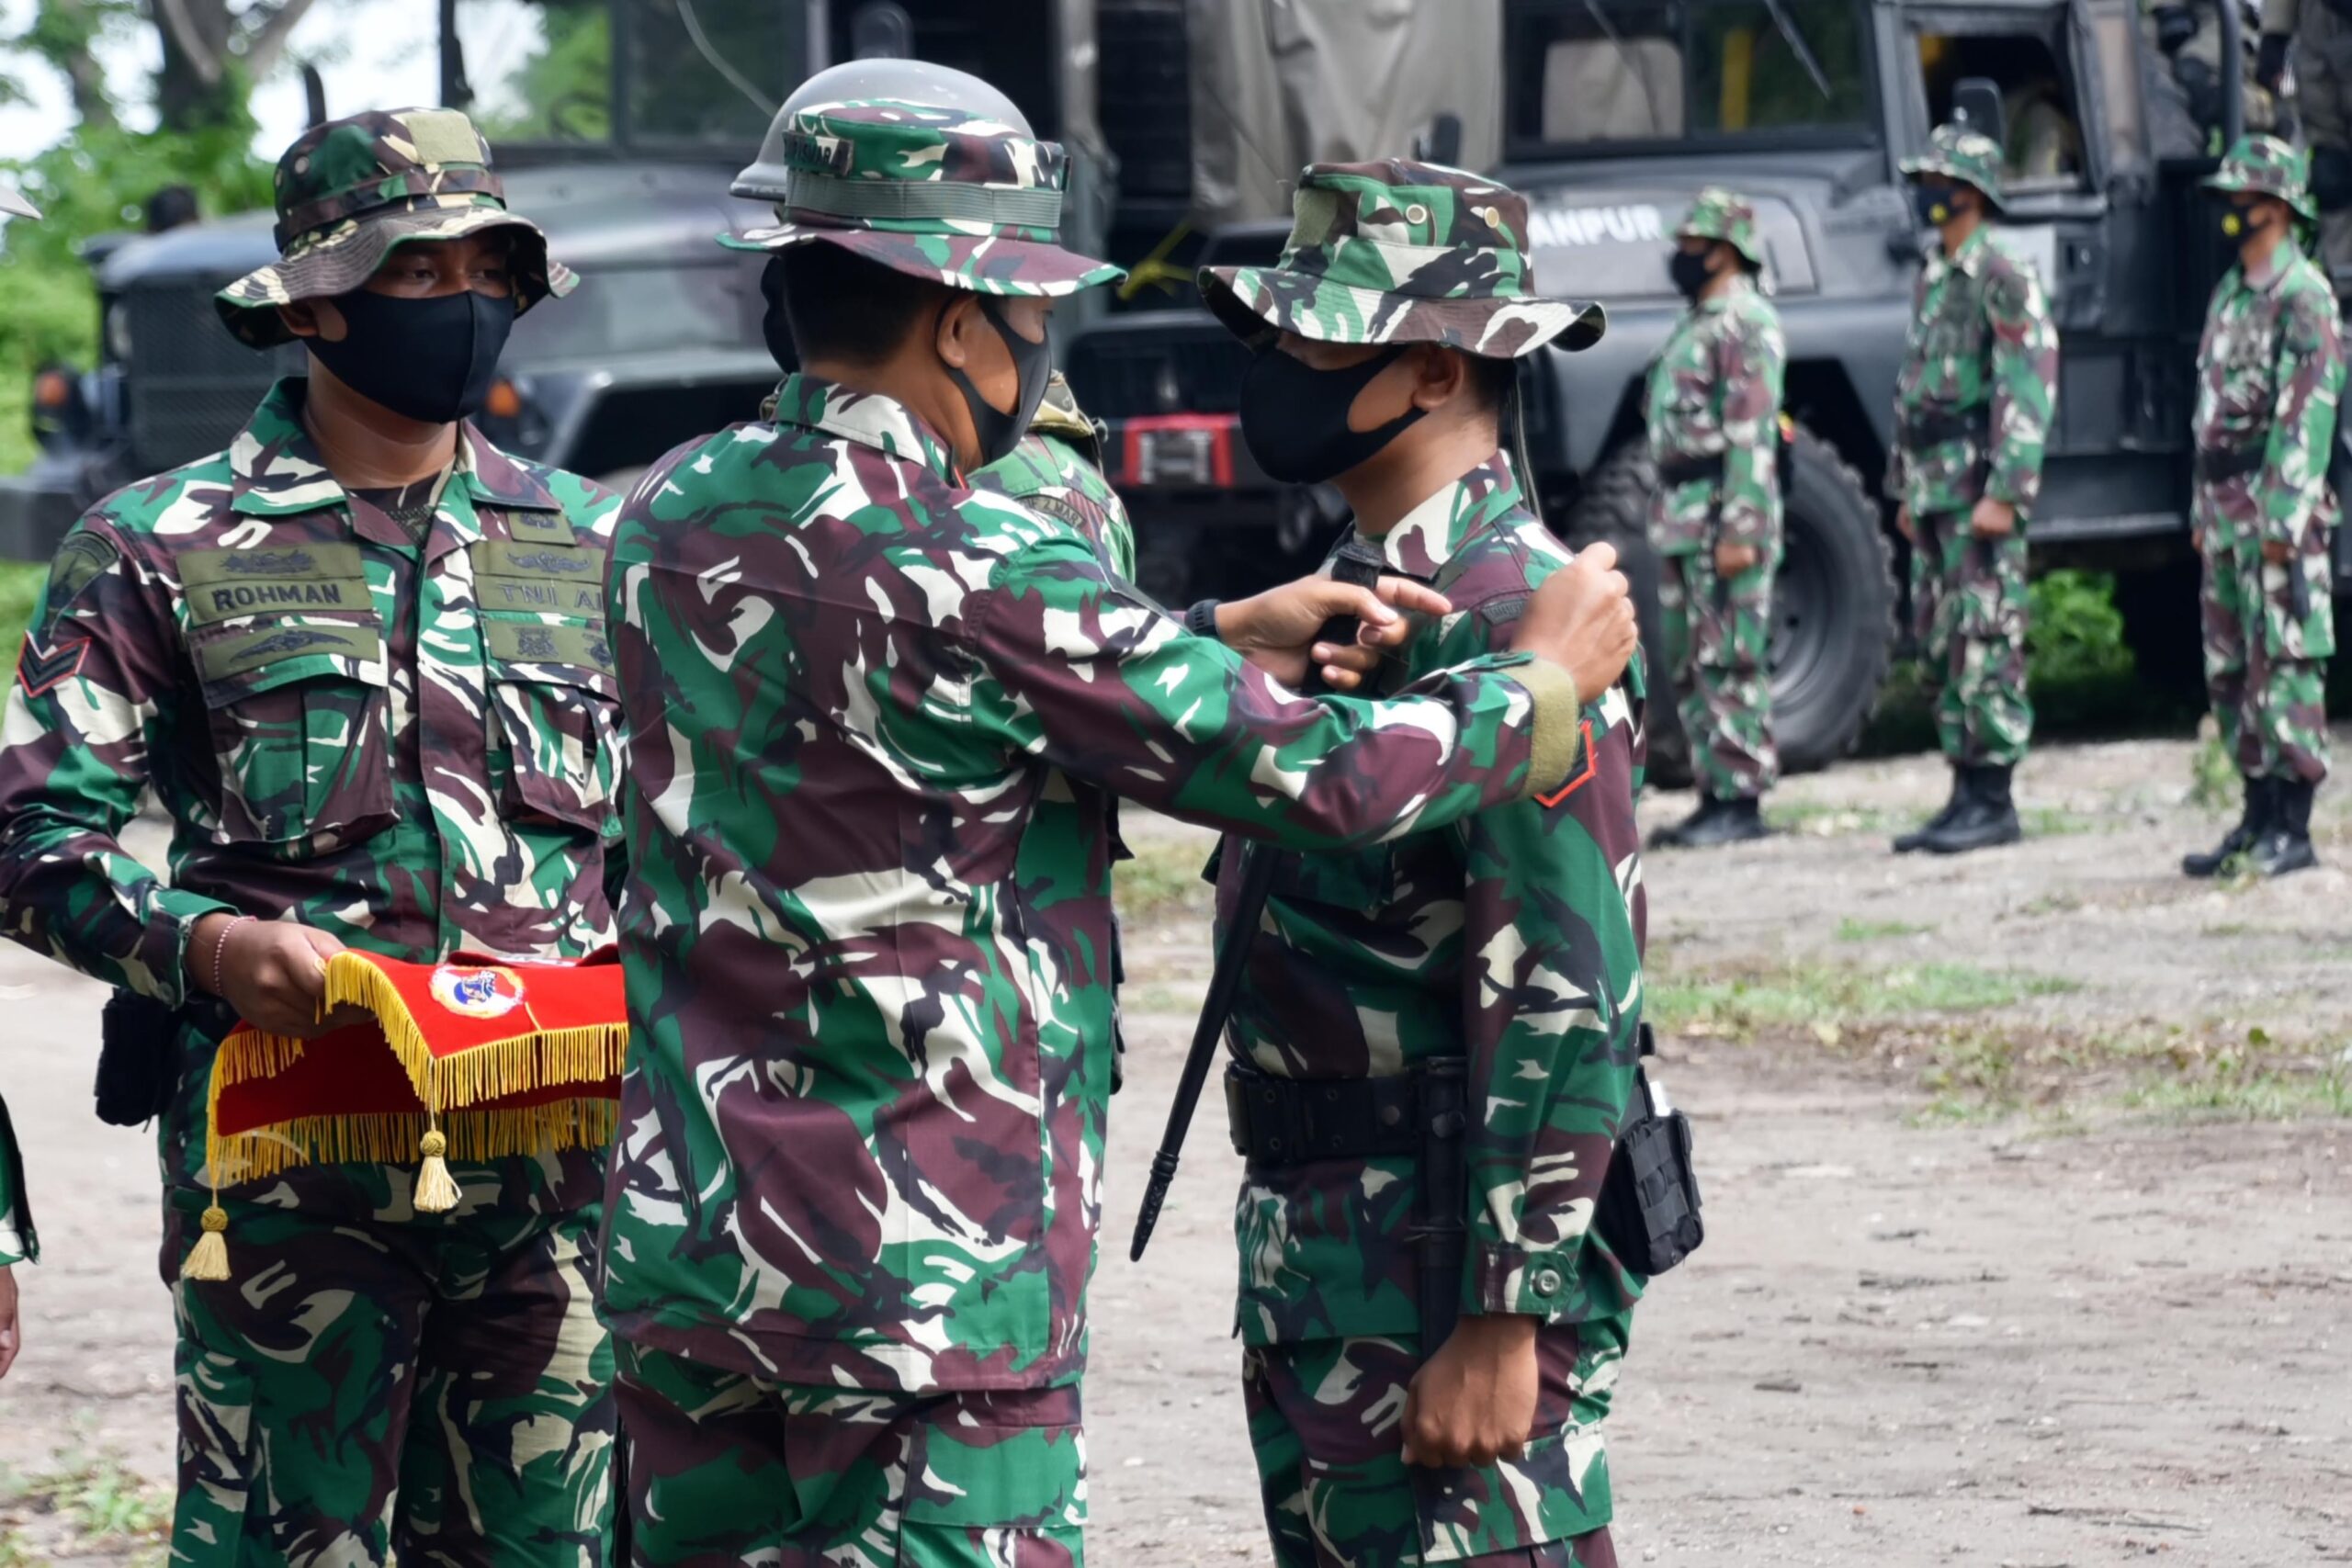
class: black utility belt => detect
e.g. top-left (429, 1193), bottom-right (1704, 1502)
top-left (2194, 446), bottom-right (2267, 485)
top-left (1225, 1062), bottom-right (1437, 1170)
top-left (1656, 451), bottom-right (1727, 487)
top-left (1901, 408), bottom-right (1988, 447)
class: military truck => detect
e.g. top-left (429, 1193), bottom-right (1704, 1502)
top-left (0, 0), bottom-right (1194, 558)
top-left (1067, 0), bottom-right (2293, 776)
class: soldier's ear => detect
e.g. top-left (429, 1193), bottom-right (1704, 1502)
top-left (277, 299), bottom-right (346, 344)
top-left (1410, 344), bottom-right (1468, 412)
top-left (933, 292), bottom-right (981, 370)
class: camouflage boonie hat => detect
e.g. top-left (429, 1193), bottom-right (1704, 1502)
top-left (2204, 133), bottom-right (2318, 222)
top-left (1900, 122), bottom-right (2007, 210)
top-left (216, 107), bottom-right (575, 350)
top-left (1199, 160), bottom-right (1605, 358)
top-left (725, 100), bottom-right (1122, 298)
top-left (1676, 187), bottom-right (1764, 269)
top-left (0, 186), bottom-right (38, 220)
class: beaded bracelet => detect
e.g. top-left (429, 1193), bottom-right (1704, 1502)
top-left (209, 915), bottom-right (255, 999)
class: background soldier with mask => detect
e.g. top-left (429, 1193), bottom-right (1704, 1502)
top-left (2185, 136), bottom-right (2345, 878)
top-left (2256, 0), bottom-right (2352, 270)
top-left (0, 110), bottom-right (623, 1562)
top-left (1889, 124), bottom-right (2059, 857)
top-left (1645, 187), bottom-right (1786, 849)
top-left (597, 71), bottom-right (1637, 1562)
top-left (1195, 159), bottom-right (1643, 1568)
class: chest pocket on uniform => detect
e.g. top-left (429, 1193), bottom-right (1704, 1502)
top-left (192, 620), bottom-right (396, 855)
top-left (1918, 284), bottom-right (1987, 404)
top-left (472, 536), bottom-right (620, 834)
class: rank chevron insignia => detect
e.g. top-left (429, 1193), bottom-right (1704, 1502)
top-left (16, 637), bottom-right (87, 697)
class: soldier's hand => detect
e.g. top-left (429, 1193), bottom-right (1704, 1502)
top-left (2263, 536), bottom-right (2294, 565)
top-left (1895, 503), bottom-right (1914, 542)
top-left (1216, 576), bottom-right (1454, 690)
top-left (192, 915), bottom-right (353, 1037)
top-left (1511, 540), bottom-right (1637, 697)
top-left (1714, 539), bottom-right (1760, 577)
top-left (0, 1264), bottom-right (18, 1381)
top-left (2257, 31), bottom-right (2291, 93)
top-left (1399, 1314), bottom-right (1540, 1469)
top-left (1969, 498), bottom-right (2017, 539)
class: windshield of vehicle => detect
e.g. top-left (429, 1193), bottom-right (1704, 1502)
top-left (460, 0), bottom-right (800, 149)
top-left (1505, 0), bottom-right (1871, 154)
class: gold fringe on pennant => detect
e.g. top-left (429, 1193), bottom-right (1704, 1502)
top-left (206, 1100), bottom-right (620, 1190)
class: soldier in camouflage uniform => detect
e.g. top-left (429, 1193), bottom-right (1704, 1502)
top-left (0, 111), bottom-right (622, 1563)
top-left (2259, 0), bottom-right (2352, 270)
top-left (1196, 160), bottom-right (1639, 1568)
top-left (2185, 136), bottom-right (2345, 878)
top-left (0, 181), bottom-right (40, 1386)
top-left (597, 72), bottom-right (1634, 1564)
top-left (1645, 187), bottom-right (1786, 849)
top-left (1889, 124), bottom-right (2060, 856)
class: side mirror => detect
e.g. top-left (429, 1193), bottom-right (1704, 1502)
top-left (1951, 76), bottom-right (2007, 148)
top-left (1414, 113), bottom-right (1464, 167)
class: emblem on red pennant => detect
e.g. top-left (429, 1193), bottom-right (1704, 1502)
top-left (430, 964), bottom-right (527, 1020)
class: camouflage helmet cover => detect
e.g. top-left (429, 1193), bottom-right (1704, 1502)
top-left (1676, 187), bottom-right (1764, 269)
top-left (1199, 159), bottom-right (1606, 359)
top-left (1899, 122), bottom-right (2008, 210)
top-left (0, 185), bottom-right (39, 220)
top-left (215, 107), bottom-right (573, 350)
top-left (2203, 133), bottom-right (2318, 222)
top-left (724, 92), bottom-right (1121, 299)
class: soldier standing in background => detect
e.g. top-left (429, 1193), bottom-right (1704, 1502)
top-left (0, 111), bottom-right (625, 1562)
top-left (1645, 188), bottom-right (1787, 849)
top-left (596, 74), bottom-right (1637, 1562)
top-left (2185, 136), bottom-right (2345, 878)
top-left (1193, 158), bottom-right (1641, 1567)
top-left (0, 182), bottom-right (40, 1387)
top-left (1888, 124), bottom-right (2060, 856)
top-left (2257, 0), bottom-right (2352, 271)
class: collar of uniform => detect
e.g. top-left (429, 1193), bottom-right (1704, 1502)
top-left (1356, 453), bottom-right (1522, 579)
top-left (2243, 234), bottom-right (2302, 293)
top-left (770, 373), bottom-right (957, 481)
top-left (1939, 221), bottom-right (1992, 276)
top-left (1697, 271), bottom-right (1758, 316)
top-left (229, 378), bottom-right (562, 527)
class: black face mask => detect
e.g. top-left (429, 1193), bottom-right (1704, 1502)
top-left (1668, 248), bottom-right (1716, 301)
top-left (1238, 344), bottom-right (1426, 485)
top-left (306, 287), bottom-right (514, 425)
top-left (758, 255), bottom-right (799, 374)
top-left (945, 296), bottom-right (1054, 469)
top-left (1914, 185), bottom-right (1964, 228)
top-left (2217, 200), bottom-right (2267, 249)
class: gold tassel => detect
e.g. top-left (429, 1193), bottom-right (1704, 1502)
top-left (181, 1201), bottom-right (231, 1282)
top-left (413, 1125), bottom-right (460, 1213)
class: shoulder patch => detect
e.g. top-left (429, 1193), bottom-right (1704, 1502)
top-left (36, 530), bottom-right (119, 640)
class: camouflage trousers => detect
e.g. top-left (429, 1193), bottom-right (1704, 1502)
top-left (615, 1341), bottom-right (1086, 1565)
top-left (1910, 510), bottom-right (2032, 767)
top-left (1244, 1314), bottom-right (1629, 1566)
top-left (166, 1189), bottom-right (615, 1566)
top-left (2197, 510), bottom-right (2335, 784)
top-left (1658, 546), bottom-right (1779, 797)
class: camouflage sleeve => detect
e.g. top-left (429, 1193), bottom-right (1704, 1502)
top-left (1982, 259), bottom-right (2060, 511)
top-left (1714, 302), bottom-right (1788, 547)
top-left (965, 531), bottom-right (1583, 851)
top-left (2256, 284), bottom-right (2346, 548)
top-left (0, 1094), bottom-right (31, 1266)
top-left (1886, 269), bottom-right (1930, 498)
top-left (1436, 606), bottom-right (1643, 1321)
top-left (0, 520), bottom-right (235, 1004)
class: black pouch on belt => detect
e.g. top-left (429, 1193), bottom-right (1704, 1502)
top-left (94, 987), bottom-right (186, 1127)
top-left (1595, 1022), bottom-right (1705, 1276)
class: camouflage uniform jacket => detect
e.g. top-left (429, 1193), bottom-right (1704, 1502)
top-left (2192, 237), bottom-right (2347, 549)
top-left (1221, 455), bottom-right (1648, 1346)
top-left (0, 1098), bottom-right (32, 1265)
top-left (1889, 225), bottom-right (2060, 518)
top-left (1644, 275), bottom-right (1788, 555)
top-left (596, 375), bottom-right (1585, 1394)
top-left (0, 378), bottom-right (623, 1208)
top-left (973, 373), bottom-right (1137, 582)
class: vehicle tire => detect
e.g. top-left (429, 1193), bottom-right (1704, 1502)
top-left (1558, 427), bottom-right (1894, 783)
top-left (2112, 555), bottom-right (2205, 696)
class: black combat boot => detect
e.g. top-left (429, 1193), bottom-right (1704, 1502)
top-left (2245, 777), bottom-right (2319, 877)
top-left (1649, 795), bottom-right (1722, 849)
top-left (1922, 763), bottom-right (2023, 854)
top-left (1893, 768), bottom-right (1969, 853)
top-left (2182, 775), bottom-right (2272, 878)
top-left (1673, 794), bottom-right (1771, 848)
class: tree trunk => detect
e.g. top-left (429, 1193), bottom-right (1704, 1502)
top-left (150, 0), bottom-right (238, 131)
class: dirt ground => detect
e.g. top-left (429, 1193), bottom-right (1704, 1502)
top-left (2, 735), bottom-right (2348, 1564)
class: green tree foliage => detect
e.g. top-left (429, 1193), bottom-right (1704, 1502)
top-left (478, 0), bottom-right (611, 142)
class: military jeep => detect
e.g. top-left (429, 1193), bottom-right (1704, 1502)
top-left (1067, 0), bottom-right (2284, 776)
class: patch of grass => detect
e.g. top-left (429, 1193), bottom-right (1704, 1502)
top-left (2188, 723), bottom-right (2240, 813)
top-left (1647, 957), bottom-right (2076, 1042)
top-left (0, 560), bottom-right (44, 673)
top-left (1114, 840), bottom-right (1214, 924)
top-left (2019, 807), bottom-right (2101, 836)
top-left (2016, 891), bottom-right (2083, 917)
top-left (1835, 917), bottom-right (1930, 942)
top-left (2124, 1052), bottom-right (2352, 1121)
top-left (0, 1446), bottom-right (168, 1556)
top-left (1763, 799), bottom-right (1902, 837)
